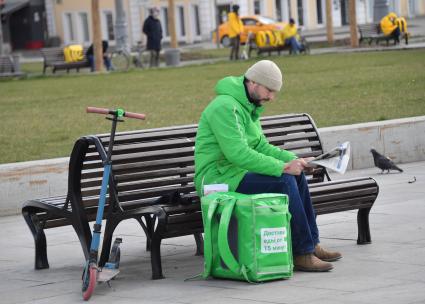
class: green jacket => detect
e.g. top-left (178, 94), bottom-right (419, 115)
top-left (194, 76), bottom-right (297, 196)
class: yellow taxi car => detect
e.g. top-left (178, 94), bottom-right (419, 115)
top-left (214, 15), bottom-right (287, 47)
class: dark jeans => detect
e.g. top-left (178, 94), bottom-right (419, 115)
top-left (88, 54), bottom-right (112, 72)
top-left (285, 37), bottom-right (302, 54)
top-left (236, 172), bottom-right (319, 255)
top-left (229, 35), bottom-right (240, 60)
top-left (391, 27), bottom-right (401, 44)
top-left (149, 50), bottom-right (160, 67)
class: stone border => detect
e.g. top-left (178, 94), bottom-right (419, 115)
top-left (319, 116), bottom-right (425, 170)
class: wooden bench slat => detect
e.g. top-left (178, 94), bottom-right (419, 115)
top-left (116, 185), bottom-right (196, 203)
top-left (311, 188), bottom-right (378, 203)
top-left (116, 176), bottom-right (194, 193)
top-left (314, 196), bottom-right (376, 215)
top-left (111, 156), bottom-right (195, 172)
top-left (115, 166), bottom-right (195, 183)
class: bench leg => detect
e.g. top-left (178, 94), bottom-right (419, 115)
top-left (145, 215), bottom-right (154, 251)
top-left (150, 210), bottom-right (167, 280)
top-left (71, 218), bottom-right (92, 261)
top-left (98, 218), bottom-right (120, 267)
top-left (150, 233), bottom-right (164, 280)
top-left (22, 209), bottom-right (49, 269)
top-left (357, 207), bottom-right (372, 244)
top-left (135, 215), bottom-right (154, 252)
top-left (194, 233), bottom-right (204, 256)
top-left (34, 229), bottom-right (49, 269)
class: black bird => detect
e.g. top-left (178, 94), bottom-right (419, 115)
top-left (370, 149), bottom-right (403, 173)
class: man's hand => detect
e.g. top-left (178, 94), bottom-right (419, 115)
top-left (283, 159), bottom-right (307, 175)
top-left (302, 157), bottom-right (316, 174)
top-left (283, 158), bottom-right (316, 175)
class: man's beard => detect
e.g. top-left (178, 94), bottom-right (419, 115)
top-left (250, 91), bottom-right (268, 107)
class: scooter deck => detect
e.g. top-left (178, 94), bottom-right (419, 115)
top-left (98, 269), bottom-right (120, 282)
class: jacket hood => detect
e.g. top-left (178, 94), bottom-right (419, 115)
top-left (214, 76), bottom-right (264, 119)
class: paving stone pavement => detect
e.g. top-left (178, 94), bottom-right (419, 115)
top-left (0, 161), bottom-right (424, 303)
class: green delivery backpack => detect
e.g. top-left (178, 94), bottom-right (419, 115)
top-left (201, 192), bottom-right (293, 282)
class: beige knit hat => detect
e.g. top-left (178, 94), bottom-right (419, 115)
top-left (245, 60), bottom-right (283, 92)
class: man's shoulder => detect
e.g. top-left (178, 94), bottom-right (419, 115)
top-left (203, 96), bottom-right (240, 117)
top-left (210, 95), bottom-right (238, 108)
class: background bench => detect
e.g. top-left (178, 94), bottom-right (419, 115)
top-left (248, 31), bottom-right (310, 57)
top-left (0, 55), bottom-right (25, 78)
top-left (22, 113), bottom-right (379, 279)
top-left (358, 23), bottom-right (409, 46)
top-left (40, 47), bottom-right (90, 74)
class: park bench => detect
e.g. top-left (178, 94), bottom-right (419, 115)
top-left (40, 47), bottom-right (90, 74)
top-left (0, 55), bottom-right (25, 78)
top-left (248, 39), bottom-right (310, 58)
top-left (248, 33), bottom-right (310, 57)
top-left (358, 23), bottom-right (408, 46)
top-left (22, 113), bottom-right (379, 279)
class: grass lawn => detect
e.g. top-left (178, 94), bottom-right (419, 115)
top-left (1, 49), bottom-right (424, 164)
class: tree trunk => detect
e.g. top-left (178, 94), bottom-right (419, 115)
top-left (0, 1), bottom-right (5, 55)
top-left (325, 0), bottom-right (334, 44)
top-left (349, 0), bottom-right (359, 47)
top-left (91, 0), bottom-right (103, 72)
top-left (168, 0), bottom-right (178, 48)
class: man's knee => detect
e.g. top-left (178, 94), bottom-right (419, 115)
top-left (280, 174), bottom-right (298, 189)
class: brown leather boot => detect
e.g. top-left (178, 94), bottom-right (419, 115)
top-left (314, 244), bottom-right (342, 262)
top-left (294, 253), bottom-right (333, 272)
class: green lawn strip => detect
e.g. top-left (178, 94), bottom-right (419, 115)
top-left (1, 49), bottom-right (424, 164)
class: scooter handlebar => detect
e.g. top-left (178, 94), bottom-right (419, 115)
top-left (86, 107), bottom-right (146, 120)
top-left (87, 107), bottom-right (109, 115)
top-left (123, 111), bottom-right (146, 120)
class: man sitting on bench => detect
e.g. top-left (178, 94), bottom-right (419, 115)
top-left (282, 18), bottom-right (304, 54)
top-left (380, 12), bottom-right (401, 44)
top-left (194, 60), bottom-right (342, 272)
top-left (86, 40), bottom-right (113, 72)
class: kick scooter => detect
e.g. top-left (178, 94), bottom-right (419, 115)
top-left (82, 106), bottom-right (146, 301)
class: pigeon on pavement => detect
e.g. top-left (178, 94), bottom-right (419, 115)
top-left (370, 149), bottom-right (403, 173)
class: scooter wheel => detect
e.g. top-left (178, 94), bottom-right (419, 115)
top-left (82, 265), bottom-right (97, 301)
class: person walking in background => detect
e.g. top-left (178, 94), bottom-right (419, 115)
top-left (282, 18), bottom-right (303, 54)
top-left (86, 40), bottom-right (112, 72)
top-left (143, 6), bottom-right (163, 67)
top-left (228, 4), bottom-right (244, 60)
top-left (194, 60), bottom-right (342, 272)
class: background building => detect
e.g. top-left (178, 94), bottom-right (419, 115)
top-left (1, 0), bottom-right (424, 50)
top-left (1, 0), bottom-right (47, 52)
